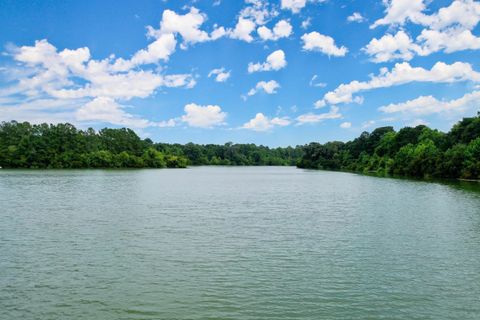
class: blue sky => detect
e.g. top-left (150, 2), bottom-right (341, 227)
top-left (0, 0), bottom-right (479, 146)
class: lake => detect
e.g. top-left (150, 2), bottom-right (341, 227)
top-left (1, 166), bottom-right (480, 319)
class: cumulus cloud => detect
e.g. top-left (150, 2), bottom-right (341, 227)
top-left (111, 34), bottom-right (177, 72)
top-left (228, 18), bottom-right (257, 42)
top-left (364, 29), bottom-right (480, 63)
top-left (371, 0), bottom-right (427, 28)
top-left (364, 30), bottom-right (419, 63)
top-left (242, 112), bottom-right (290, 131)
top-left (378, 91), bottom-right (480, 115)
top-left (367, 0), bottom-right (480, 60)
top-left (281, 0), bottom-right (306, 13)
top-left (301, 32), bottom-right (348, 56)
top-left (417, 28), bottom-right (480, 55)
top-left (301, 18), bottom-right (312, 29)
top-left (316, 61), bottom-right (480, 106)
top-left (227, 0), bottom-right (278, 42)
top-left (423, 0), bottom-right (480, 31)
top-left (1, 34), bottom-right (196, 127)
top-left (247, 80), bottom-right (280, 96)
top-left (257, 20), bottom-right (293, 41)
top-left (112, 6), bottom-right (228, 71)
top-left (147, 7), bottom-right (226, 48)
top-left (2, 7), bottom-right (231, 129)
top-left (340, 121), bottom-right (352, 128)
top-left (296, 106), bottom-right (342, 124)
top-left (347, 12), bottom-right (365, 23)
top-left (240, 0), bottom-right (277, 25)
top-left (10, 39), bottom-right (196, 101)
top-left (181, 103), bottom-right (227, 128)
top-left (208, 68), bottom-right (231, 82)
top-left (248, 50), bottom-right (287, 73)
top-left (75, 97), bottom-right (172, 128)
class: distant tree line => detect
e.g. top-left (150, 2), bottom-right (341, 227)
top-left (298, 113), bottom-right (480, 180)
top-left (2, 113), bottom-right (479, 179)
top-left (0, 121), bottom-right (303, 169)
top-left (154, 142), bottom-right (303, 166)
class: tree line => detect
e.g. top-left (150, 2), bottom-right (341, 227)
top-left (0, 121), bottom-right (303, 169)
top-left (298, 113), bottom-right (480, 180)
top-left (2, 113), bottom-right (479, 179)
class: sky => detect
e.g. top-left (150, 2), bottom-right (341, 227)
top-left (0, 0), bottom-right (479, 146)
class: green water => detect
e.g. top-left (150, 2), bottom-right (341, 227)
top-left (1, 167), bottom-right (480, 319)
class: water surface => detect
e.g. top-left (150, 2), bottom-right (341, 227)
top-left (1, 167), bottom-right (480, 319)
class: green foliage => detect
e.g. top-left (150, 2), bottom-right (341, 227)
top-left (298, 113), bottom-right (480, 180)
top-left (154, 142), bottom-right (303, 166)
top-left (142, 148), bottom-right (166, 168)
top-left (0, 122), bottom-right (187, 169)
top-left (3, 114), bottom-right (478, 178)
top-left (0, 121), bottom-right (303, 169)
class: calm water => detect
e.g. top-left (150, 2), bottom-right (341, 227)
top-left (1, 167), bottom-right (480, 319)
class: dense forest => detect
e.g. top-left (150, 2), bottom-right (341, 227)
top-left (298, 113), bottom-right (480, 180)
top-left (1, 113), bottom-right (479, 180)
top-left (0, 121), bottom-right (302, 169)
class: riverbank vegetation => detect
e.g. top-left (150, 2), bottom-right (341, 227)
top-left (298, 113), bottom-right (480, 180)
top-left (1, 113), bottom-right (479, 179)
top-left (0, 121), bottom-right (302, 168)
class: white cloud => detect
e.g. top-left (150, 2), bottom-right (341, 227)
top-left (301, 18), bottom-right (312, 29)
top-left (371, 0), bottom-right (427, 29)
top-left (362, 120), bottom-right (376, 129)
top-left (248, 50), bottom-right (287, 73)
top-left (314, 100), bottom-right (326, 108)
top-left (242, 112), bottom-right (290, 131)
top-left (247, 80), bottom-right (280, 96)
top-left (228, 18), bottom-right (257, 42)
top-left (271, 117), bottom-right (291, 126)
top-left (368, 0), bottom-right (480, 59)
top-left (281, 0), bottom-right (307, 14)
top-left (131, 33), bottom-right (177, 64)
top-left (418, 0), bottom-right (480, 31)
top-left (162, 73), bottom-right (197, 89)
top-left (2, 8), bottom-right (226, 128)
top-left (10, 39), bottom-right (196, 102)
top-left (296, 106), bottom-right (342, 124)
top-left (257, 20), bottom-right (293, 41)
top-left (347, 12), bottom-right (365, 23)
top-left (240, 0), bottom-right (277, 25)
top-left (181, 103), bottom-right (227, 128)
top-left (309, 75), bottom-right (327, 87)
top-left (159, 7), bottom-right (210, 43)
top-left (340, 121), bottom-right (352, 128)
top-left (301, 32), bottom-right (348, 56)
top-left (0, 97), bottom-right (81, 124)
top-left (409, 119), bottom-right (429, 127)
top-left (364, 30), bottom-right (419, 63)
top-left (364, 28), bottom-right (480, 63)
top-left (76, 97), bottom-right (163, 128)
top-left (109, 6), bottom-right (228, 71)
top-left (2, 37), bottom-right (196, 128)
top-left (417, 28), bottom-right (480, 55)
top-left (208, 68), bottom-right (231, 82)
top-left (378, 90), bottom-right (480, 115)
top-left (147, 7), bottom-right (225, 48)
top-left (112, 33), bottom-right (177, 71)
top-left (227, 0), bottom-right (279, 42)
top-left (316, 61), bottom-right (480, 106)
